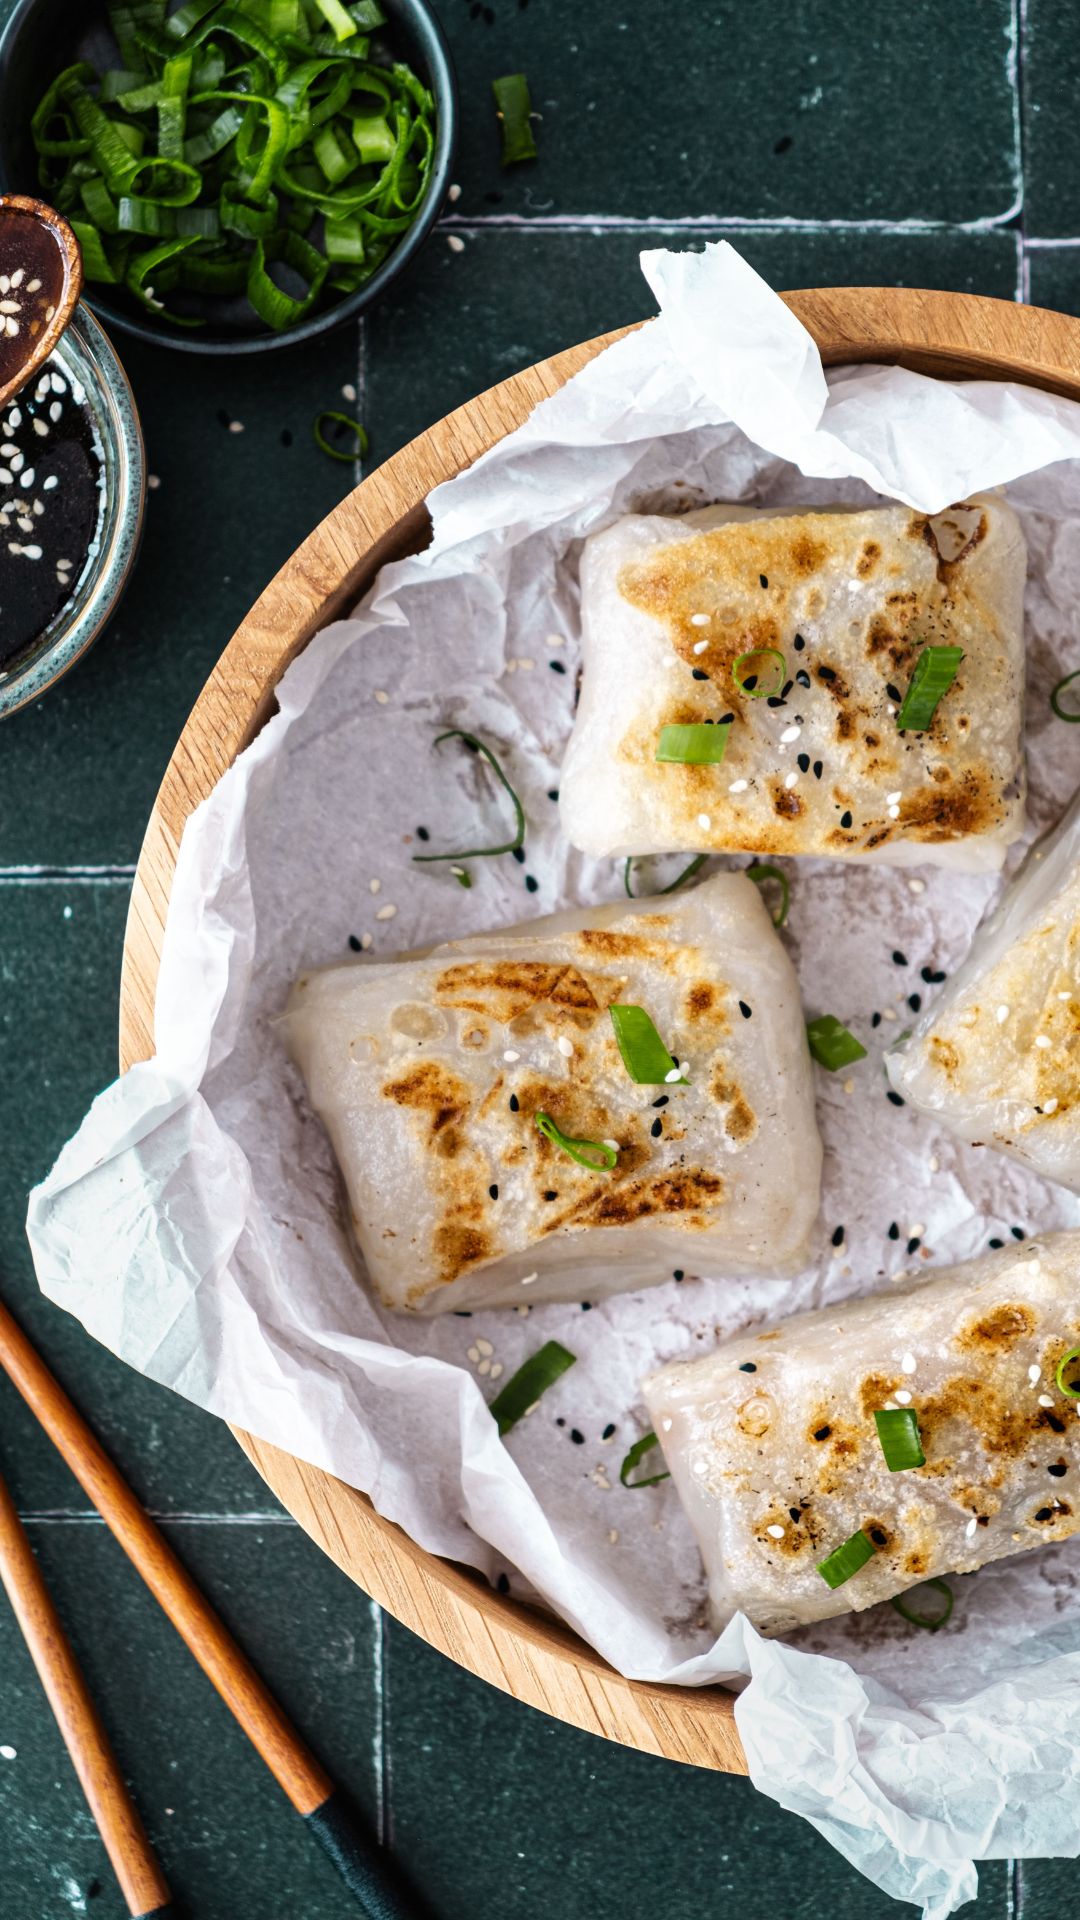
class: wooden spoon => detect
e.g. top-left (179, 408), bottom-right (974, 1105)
top-left (0, 194), bottom-right (83, 413)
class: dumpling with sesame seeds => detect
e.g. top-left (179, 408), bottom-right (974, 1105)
top-left (283, 873), bottom-right (821, 1313)
top-left (559, 495), bottom-right (1027, 871)
top-left (643, 1232), bottom-right (1080, 1636)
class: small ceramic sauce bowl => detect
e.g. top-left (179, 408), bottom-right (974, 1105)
top-left (0, 302), bottom-right (144, 718)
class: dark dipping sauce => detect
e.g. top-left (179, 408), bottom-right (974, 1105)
top-left (0, 358), bottom-right (104, 674)
top-left (0, 210), bottom-right (65, 390)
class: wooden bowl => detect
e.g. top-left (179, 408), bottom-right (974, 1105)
top-left (119, 287), bottom-right (1080, 1775)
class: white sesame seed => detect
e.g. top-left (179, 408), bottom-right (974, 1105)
top-left (449, 866), bottom-right (466, 879)
top-left (697, 812), bottom-right (711, 830)
top-left (360, 933), bottom-right (372, 950)
top-left (478, 1358), bottom-right (491, 1376)
top-left (689, 612), bottom-right (710, 626)
top-left (664, 1065), bottom-right (682, 1083)
top-left (602, 1138), bottom-right (619, 1153)
top-left (10, 269), bottom-right (23, 287)
top-left (1044, 1097), bottom-right (1059, 1114)
top-left (9, 452), bottom-right (22, 471)
top-left (557, 1035), bottom-right (574, 1057)
top-left (996, 1005), bottom-right (1010, 1024)
top-left (780, 724), bottom-right (800, 743)
top-left (369, 878), bottom-right (381, 894)
top-left (0, 445), bottom-right (14, 457)
top-left (341, 382), bottom-right (357, 402)
top-left (0, 276), bottom-right (8, 294)
top-left (1035, 1034), bottom-right (1052, 1049)
top-left (843, 1077), bottom-right (855, 1094)
top-left (7, 542), bottom-right (41, 558)
top-left (908, 1223), bottom-right (925, 1240)
top-left (520, 1272), bottom-right (539, 1286)
top-left (466, 1345), bottom-right (480, 1363)
top-left (19, 469), bottom-right (34, 489)
top-left (608, 1528), bottom-right (619, 1544)
top-left (887, 805), bottom-right (900, 820)
top-left (0, 472), bottom-right (10, 486)
top-left (784, 771), bottom-right (798, 790)
top-left (448, 182), bottom-right (462, 201)
top-left (660, 1417), bottom-right (673, 1432)
top-left (31, 499), bottom-right (43, 516)
top-left (1039, 1393), bottom-right (1055, 1408)
top-left (373, 689), bottom-right (389, 704)
top-left (766, 1523), bottom-right (785, 1539)
top-left (515, 656), bottom-right (535, 671)
top-left (447, 234), bottom-right (466, 253)
top-left (882, 1007), bottom-right (897, 1021)
top-left (489, 1362), bottom-right (504, 1380)
top-left (516, 1303), bottom-right (530, 1316)
top-left (49, 402), bottom-right (61, 423)
top-left (16, 517), bottom-right (31, 534)
top-left (475, 1337), bottom-right (493, 1356)
top-left (692, 638), bottom-right (709, 654)
top-left (4, 318), bottom-right (19, 338)
top-left (32, 419), bottom-right (48, 438)
top-left (375, 904), bottom-right (397, 920)
top-left (965, 1516), bottom-right (978, 1538)
top-left (885, 790), bottom-right (902, 804)
top-left (728, 778), bottom-right (749, 793)
top-left (27, 278), bottom-right (41, 293)
top-left (894, 1388), bottom-right (913, 1405)
top-left (228, 420), bottom-right (244, 433)
top-left (503, 1049), bottom-right (520, 1063)
top-left (901, 1352), bottom-right (917, 1374)
top-left (49, 377), bottom-right (63, 396)
top-left (1028, 1364), bottom-right (1041, 1385)
top-left (146, 474), bottom-right (159, 490)
top-left (1059, 991), bottom-right (1072, 1002)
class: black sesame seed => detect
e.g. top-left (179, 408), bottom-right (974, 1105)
top-left (581, 1302), bottom-right (592, 1311)
top-left (543, 1189), bottom-right (557, 1202)
top-left (766, 694), bottom-right (785, 709)
top-left (759, 573), bottom-right (769, 589)
top-left (813, 760), bottom-right (823, 779)
top-left (1048, 1463), bottom-right (1068, 1478)
top-left (888, 1221), bottom-right (899, 1240)
top-left (780, 680), bottom-right (793, 698)
top-left (692, 668), bottom-right (710, 681)
top-left (797, 752), bottom-right (810, 773)
top-left (1046, 1413), bottom-right (1066, 1432)
top-left (871, 1012), bottom-right (882, 1028)
top-left (818, 665), bottom-right (836, 683)
top-left (416, 825), bottom-right (430, 841)
top-left (928, 969), bottom-right (946, 984)
top-left (348, 934), bottom-right (362, 952)
top-left (525, 875), bottom-right (538, 892)
top-left (547, 788), bottom-right (559, 801)
top-left (1012, 1226), bottom-right (1026, 1241)
top-left (840, 810), bottom-right (853, 830)
top-left (452, 1310), bottom-right (473, 1317)
top-left (718, 711), bottom-right (735, 725)
top-left (908, 993), bottom-right (922, 1012)
top-left (509, 1094), bottom-right (520, 1112)
top-left (886, 1090), bottom-right (905, 1106)
top-left (892, 950), bottom-right (908, 966)
top-left (813, 1425), bottom-right (831, 1441)
top-left (795, 669), bottom-right (811, 688)
top-left (549, 660), bottom-right (566, 674)
top-left (652, 1095), bottom-right (669, 1108)
top-left (570, 1428), bottom-right (585, 1445)
top-left (773, 134), bottom-right (793, 153)
top-left (907, 1236), bottom-right (921, 1255)
top-left (742, 674), bottom-right (758, 693)
top-left (1034, 1507), bottom-right (1055, 1522)
top-left (512, 846), bottom-right (525, 864)
top-left (556, 1417), bottom-right (565, 1427)
top-left (920, 965), bottom-right (933, 983)
top-left (489, 1184), bottom-right (499, 1200)
top-left (496, 1572), bottom-right (510, 1593)
top-left (869, 1527), bottom-right (888, 1548)
top-left (886, 683), bottom-right (902, 703)
top-left (651, 1118), bottom-right (663, 1138)
top-left (789, 1506), bottom-right (801, 1523)
top-left (831, 1225), bottom-right (845, 1247)
top-left (793, 634), bottom-right (806, 651)
top-left (988, 1237), bottom-right (1004, 1249)
top-left (673, 1269), bottom-right (684, 1281)
top-left (738, 1361), bottom-right (757, 1373)
top-left (280, 428), bottom-right (293, 447)
top-left (602, 1422), bottom-right (616, 1439)
top-left (739, 1000), bottom-right (752, 1019)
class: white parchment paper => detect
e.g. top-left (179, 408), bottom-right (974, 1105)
top-left (27, 244), bottom-right (1080, 1915)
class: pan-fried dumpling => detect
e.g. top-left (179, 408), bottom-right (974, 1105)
top-left (886, 785), bottom-right (1080, 1189)
top-left (560, 496), bottom-right (1027, 871)
top-left (284, 876), bottom-right (822, 1313)
top-left (644, 1234), bottom-right (1080, 1637)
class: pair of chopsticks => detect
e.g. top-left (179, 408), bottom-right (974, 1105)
top-left (0, 1296), bottom-right (422, 1920)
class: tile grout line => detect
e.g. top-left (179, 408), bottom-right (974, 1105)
top-left (438, 210), bottom-right (1027, 236)
top-left (370, 1597), bottom-right (388, 1846)
top-left (356, 313), bottom-right (368, 484)
top-left (1014, 0), bottom-right (1030, 304)
top-left (1008, 1855), bottom-right (1020, 1918)
top-left (18, 1508), bottom-right (299, 1526)
top-left (0, 865), bottom-right (136, 883)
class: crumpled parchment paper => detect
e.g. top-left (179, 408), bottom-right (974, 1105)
top-left (27, 244), bottom-right (1080, 1916)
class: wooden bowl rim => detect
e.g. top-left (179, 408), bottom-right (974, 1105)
top-left (118, 286), bottom-right (1080, 1773)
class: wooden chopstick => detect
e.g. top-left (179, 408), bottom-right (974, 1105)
top-left (0, 1298), bottom-right (424, 1920)
top-left (0, 1466), bottom-right (173, 1919)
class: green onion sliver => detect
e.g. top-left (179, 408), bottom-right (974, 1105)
top-left (1055, 1344), bottom-right (1080, 1398)
top-left (534, 1111), bottom-right (618, 1172)
top-left (745, 862), bottom-right (789, 927)
top-left (806, 1015), bottom-right (867, 1072)
top-left (412, 729), bottom-right (526, 867)
top-left (890, 1577), bottom-right (954, 1631)
top-left (313, 409), bottom-right (368, 461)
top-left (895, 644), bottom-right (964, 731)
top-left (489, 1340), bottom-right (576, 1436)
top-left (619, 1431), bottom-right (671, 1489)
top-left (492, 72), bottom-right (537, 166)
top-left (655, 721), bottom-right (730, 766)
top-left (733, 647), bottom-right (785, 698)
top-left (1050, 669), bottom-right (1080, 723)
top-left (609, 1005), bottom-right (686, 1086)
top-left (874, 1407), bottom-right (925, 1472)
top-left (623, 852), bottom-right (707, 900)
top-left (817, 1528), bottom-right (876, 1590)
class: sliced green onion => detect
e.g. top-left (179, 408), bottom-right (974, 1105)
top-left (655, 721), bottom-right (730, 765)
top-left (609, 1005), bottom-right (686, 1086)
top-left (622, 852), bottom-right (707, 900)
top-left (619, 1432), bottom-right (671, 1489)
top-left (895, 644), bottom-right (964, 731)
top-left (70, 219), bottom-right (121, 282)
top-left (534, 1112), bottom-right (618, 1172)
top-left (746, 862), bottom-right (789, 927)
top-left (874, 1407), bottom-right (925, 1472)
top-left (313, 409), bottom-right (368, 460)
top-left (1050, 669), bottom-right (1080, 723)
top-left (492, 72), bottom-right (537, 165)
top-left (313, 0), bottom-right (359, 39)
top-left (890, 1578), bottom-right (953, 1631)
top-left (806, 1015), bottom-right (867, 1071)
top-left (1055, 1344), bottom-right (1080, 1398)
top-left (817, 1529), bottom-right (876, 1590)
top-left (351, 110), bottom-right (396, 163)
top-left (323, 215), bottom-right (366, 262)
top-left (126, 233), bottom-right (203, 323)
top-left (412, 731), bottom-right (526, 867)
top-left (489, 1341), bottom-right (576, 1436)
top-left (733, 647), bottom-right (785, 698)
top-left (246, 229), bottom-right (328, 329)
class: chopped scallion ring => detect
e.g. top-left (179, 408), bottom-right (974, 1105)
top-left (412, 730), bottom-right (526, 868)
top-left (1055, 1344), bottom-right (1080, 1398)
top-left (619, 1431), bottom-right (671, 1488)
top-left (623, 852), bottom-right (707, 900)
top-left (733, 647), bottom-right (785, 698)
top-left (890, 1578), bottom-right (954, 1631)
top-left (609, 1005), bottom-right (686, 1086)
top-left (534, 1112), bottom-right (618, 1172)
top-left (489, 1340), bottom-right (576, 1436)
top-left (655, 721), bottom-right (731, 765)
top-left (817, 1529), bottom-right (876, 1590)
top-left (745, 862), bottom-right (790, 927)
top-left (492, 72), bottom-right (537, 166)
top-left (895, 644), bottom-right (964, 731)
top-left (313, 409), bottom-right (369, 461)
top-left (874, 1407), bottom-right (925, 1472)
top-left (806, 1014), bottom-right (867, 1071)
top-left (1050, 668), bottom-right (1080, 723)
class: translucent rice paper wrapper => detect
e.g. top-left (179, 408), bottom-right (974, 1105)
top-left (27, 243), bottom-right (1080, 1916)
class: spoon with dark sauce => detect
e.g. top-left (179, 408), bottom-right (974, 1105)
top-left (0, 195), bottom-right (82, 412)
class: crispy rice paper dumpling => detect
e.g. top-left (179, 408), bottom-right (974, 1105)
top-left (644, 1234), bottom-right (1080, 1638)
top-left (886, 784), bottom-right (1080, 1189)
top-left (560, 496), bottom-right (1027, 871)
top-left (284, 876), bottom-right (822, 1314)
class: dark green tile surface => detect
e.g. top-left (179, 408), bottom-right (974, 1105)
top-left (0, 0), bottom-right (1066, 1911)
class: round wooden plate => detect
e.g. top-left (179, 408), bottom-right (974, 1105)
top-left (119, 287), bottom-right (1080, 1774)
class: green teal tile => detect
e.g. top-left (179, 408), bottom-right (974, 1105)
top-left (441, 0), bottom-right (1018, 223)
top-left (0, 878), bottom-right (270, 1515)
top-left (0, 1523), bottom-right (382, 1920)
top-left (1026, 245), bottom-right (1080, 318)
top-left (1018, 1858), bottom-right (1075, 1914)
top-left (367, 226), bottom-right (1019, 461)
top-left (384, 1618), bottom-right (1009, 1920)
top-left (0, 328), bottom-right (362, 866)
top-left (1022, 1), bottom-right (1080, 238)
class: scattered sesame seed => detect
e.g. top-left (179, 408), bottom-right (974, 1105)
top-left (467, 1345), bottom-right (480, 1363)
top-left (692, 638), bottom-right (709, 654)
top-left (690, 612), bottom-right (710, 626)
top-left (783, 771), bottom-right (798, 790)
top-left (476, 1337), bottom-right (493, 1356)
top-left (1039, 1393), bottom-right (1055, 1408)
top-left (691, 668), bottom-right (709, 680)
top-left (478, 1358), bottom-right (491, 1376)
top-left (360, 932), bottom-right (372, 950)
top-left (375, 904), bottom-right (397, 920)
top-left (840, 810), bottom-right (853, 830)
top-left (228, 420), bottom-right (244, 433)
top-left (503, 1049), bottom-right (520, 1063)
top-left (738, 1000), bottom-right (752, 1019)
top-left (996, 1005), bottom-right (1010, 1024)
top-left (886, 1089), bottom-right (905, 1106)
top-left (697, 812), bottom-right (711, 829)
top-left (663, 1065), bottom-right (682, 1083)
top-left (831, 1225), bottom-right (845, 1247)
top-left (901, 1353), bottom-right (917, 1374)
top-left (447, 234), bottom-right (466, 252)
top-left (728, 778), bottom-right (749, 794)
top-left (908, 877), bottom-right (926, 895)
top-left (651, 1117), bottom-right (663, 1138)
top-left (374, 689), bottom-right (389, 704)
top-left (520, 1271), bottom-right (538, 1285)
top-left (1044, 1097), bottom-right (1059, 1114)
top-left (147, 474), bottom-right (160, 490)
top-left (608, 1528), bottom-right (619, 1544)
top-left (894, 1389), bottom-right (913, 1405)
top-left (766, 1523), bottom-right (785, 1539)
top-left (448, 181), bottom-right (462, 200)
top-left (965, 1516), bottom-right (978, 1538)
top-left (1029, 1364), bottom-right (1042, 1385)
top-left (843, 1077), bottom-right (855, 1094)
top-left (888, 1222), bottom-right (899, 1240)
top-left (1036, 1034), bottom-right (1052, 1049)
top-left (780, 724), bottom-right (800, 744)
top-left (369, 878), bottom-right (381, 894)
top-left (341, 382), bottom-right (357, 402)
top-left (32, 418), bottom-right (48, 438)
top-left (509, 1094), bottom-right (520, 1112)
top-left (557, 1035), bottom-right (574, 1057)
top-left (887, 804), bottom-right (900, 820)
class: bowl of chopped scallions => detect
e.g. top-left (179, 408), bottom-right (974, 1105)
top-left (0, 0), bottom-right (457, 351)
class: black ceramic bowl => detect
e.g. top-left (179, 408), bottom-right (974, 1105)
top-left (0, 0), bottom-right (458, 354)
